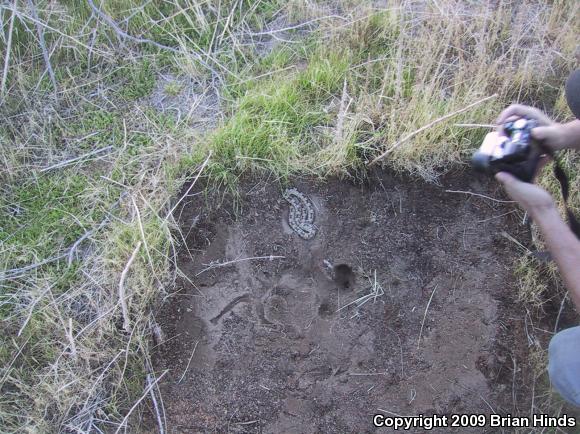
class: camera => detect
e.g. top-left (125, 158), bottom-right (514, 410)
top-left (472, 117), bottom-right (544, 182)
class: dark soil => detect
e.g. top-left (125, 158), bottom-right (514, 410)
top-left (149, 169), bottom-right (566, 433)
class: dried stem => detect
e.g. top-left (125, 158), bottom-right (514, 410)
top-left (114, 370), bottom-right (168, 434)
top-left (177, 340), bottom-right (199, 384)
top-left (86, 0), bottom-right (223, 81)
top-left (1, 2), bottom-right (15, 97)
top-left (119, 241), bottom-right (142, 332)
top-left (417, 284), bottom-right (438, 349)
top-left (368, 94), bottom-right (497, 166)
top-left (40, 146), bottom-right (113, 172)
top-left (147, 373), bottom-right (166, 434)
top-left (165, 151), bottom-right (212, 220)
top-left (445, 189), bottom-right (514, 203)
top-left (27, 0), bottom-right (57, 94)
top-left (196, 255), bottom-right (285, 276)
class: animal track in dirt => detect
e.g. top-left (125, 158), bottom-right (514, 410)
top-left (210, 294), bottom-right (250, 325)
top-left (151, 170), bottom-right (541, 433)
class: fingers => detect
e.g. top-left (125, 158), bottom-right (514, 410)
top-left (496, 105), bottom-right (529, 125)
top-left (495, 171), bottom-right (527, 204)
top-left (531, 125), bottom-right (563, 151)
top-left (531, 125), bottom-right (551, 140)
top-left (496, 104), bottom-right (551, 126)
top-left (495, 171), bottom-right (516, 185)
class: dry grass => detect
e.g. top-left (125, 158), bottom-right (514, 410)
top-left (323, 1), bottom-right (577, 180)
top-left (0, 0), bottom-right (578, 432)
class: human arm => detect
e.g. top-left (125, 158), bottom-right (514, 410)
top-left (495, 172), bottom-right (580, 310)
top-left (496, 104), bottom-right (580, 151)
top-left (534, 206), bottom-right (580, 310)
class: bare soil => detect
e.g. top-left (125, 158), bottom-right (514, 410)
top-left (151, 169), bottom-right (550, 433)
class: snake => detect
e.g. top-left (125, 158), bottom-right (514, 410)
top-left (282, 188), bottom-right (317, 240)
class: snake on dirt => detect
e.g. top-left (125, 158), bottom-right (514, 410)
top-left (283, 188), bottom-right (317, 240)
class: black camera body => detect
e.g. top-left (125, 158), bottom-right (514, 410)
top-left (472, 118), bottom-right (544, 182)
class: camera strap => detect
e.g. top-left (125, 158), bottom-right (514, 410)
top-left (527, 153), bottom-right (580, 262)
top-left (551, 155), bottom-right (580, 239)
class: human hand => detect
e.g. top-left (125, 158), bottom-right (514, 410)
top-left (495, 171), bottom-right (556, 218)
top-left (496, 104), bottom-right (570, 151)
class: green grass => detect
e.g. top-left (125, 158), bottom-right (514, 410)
top-left (164, 80), bottom-right (183, 96)
top-left (208, 55), bottom-right (342, 174)
top-left (198, 10), bottom-right (505, 180)
top-left (0, 174), bottom-right (97, 263)
top-left (120, 61), bottom-right (157, 100)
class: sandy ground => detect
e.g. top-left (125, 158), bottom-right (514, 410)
top-left (150, 169), bottom-right (559, 433)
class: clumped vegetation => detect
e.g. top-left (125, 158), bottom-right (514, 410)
top-left (0, 0), bottom-right (577, 431)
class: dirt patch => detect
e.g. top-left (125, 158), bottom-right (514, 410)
top-left (147, 72), bottom-right (220, 128)
top-left (151, 169), bottom-right (543, 433)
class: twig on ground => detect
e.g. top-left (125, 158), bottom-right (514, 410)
top-left (165, 151), bottom-right (212, 220)
top-left (114, 370), bottom-right (168, 434)
top-left (417, 285), bottom-right (438, 349)
top-left (86, 0), bottom-right (223, 81)
top-left (501, 231), bottom-right (531, 254)
top-left (554, 293), bottom-right (569, 333)
top-left (529, 378), bottom-right (536, 418)
top-left (368, 94), bottom-right (497, 166)
top-left (226, 65), bottom-right (296, 87)
top-left (132, 196), bottom-right (158, 282)
top-left (246, 15), bottom-right (347, 36)
top-left (512, 355), bottom-right (518, 411)
top-left (335, 79), bottom-right (351, 144)
top-left (196, 255), bottom-right (285, 276)
top-left (1, 2), bottom-right (15, 98)
top-left (387, 327), bottom-right (405, 379)
top-left (1, 253), bottom-right (68, 281)
top-left (66, 318), bottom-right (78, 360)
top-left (477, 210), bottom-right (516, 223)
top-left (0, 337), bottom-right (30, 388)
top-left (445, 189), bottom-right (514, 203)
top-left (147, 373), bottom-right (165, 434)
top-left (27, 0), bottom-right (57, 93)
top-left (177, 340), bottom-right (199, 384)
top-left (17, 283), bottom-right (55, 336)
top-left (454, 123), bottom-right (495, 128)
top-left (1, 4), bottom-right (110, 55)
top-left (119, 241), bottom-right (142, 332)
top-left (67, 218), bottom-right (109, 265)
top-left (337, 270), bottom-right (384, 313)
top-left (40, 146), bottom-right (113, 172)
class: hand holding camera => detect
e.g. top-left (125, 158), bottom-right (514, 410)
top-left (473, 104), bottom-right (580, 235)
top-left (472, 110), bottom-right (555, 218)
top-left (473, 104), bottom-right (579, 184)
top-left (494, 171), bottom-right (556, 220)
top-left (472, 116), bottom-right (545, 183)
top-left (496, 104), bottom-right (575, 152)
